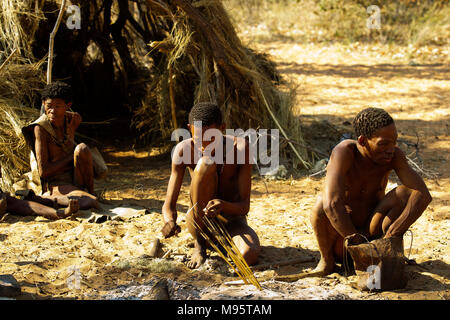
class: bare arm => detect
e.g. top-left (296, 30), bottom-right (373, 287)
top-left (161, 142), bottom-right (187, 237)
top-left (322, 144), bottom-right (359, 238)
top-left (34, 125), bottom-right (72, 179)
top-left (66, 112), bottom-right (81, 141)
top-left (384, 148), bottom-right (432, 237)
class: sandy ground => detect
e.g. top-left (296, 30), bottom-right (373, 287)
top-left (0, 41), bottom-right (449, 300)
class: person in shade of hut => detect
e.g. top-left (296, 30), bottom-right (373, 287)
top-left (161, 102), bottom-right (261, 269)
top-left (22, 82), bottom-right (100, 211)
top-left (310, 107), bottom-right (432, 275)
top-left (0, 168), bottom-right (79, 220)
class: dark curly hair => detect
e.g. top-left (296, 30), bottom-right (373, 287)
top-left (353, 107), bottom-right (394, 138)
top-left (40, 81), bottom-right (73, 103)
top-left (188, 102), bottom-right (223, 126)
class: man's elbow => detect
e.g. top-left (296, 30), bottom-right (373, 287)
top-left (322, 200), bottom-right (340, 222)
top-left (323, 199), bottom-right (337, 214)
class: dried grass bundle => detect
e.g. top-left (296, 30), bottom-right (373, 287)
top-left (0, 0), bottom-right (311, 169)
top-left (134, 0), bottom-right (310, 168)
top-left (0, 0), bottom-right (45, 61)
top-left (0, 63), bottom-right (43, 193)
top-left (0, 100), bottom-right (39, 192)
top-left (189, 203), bottom-right (261, 290)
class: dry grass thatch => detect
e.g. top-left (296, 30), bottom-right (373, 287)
top-left (0, 0), bottom-right (45, 62)
top-left (0, 62), bottom-right (44, 193)
top-left (134, 0), bottom-right (310, 168)
top-left (0, 0), bottom-right (312, 174)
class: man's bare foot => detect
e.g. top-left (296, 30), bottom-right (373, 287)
top-left (57, 199), bottom-right (79, 218)
top-left (311, 257), bottom-right (335, 276)
top-left (186, 248), bottom-right (207, 269)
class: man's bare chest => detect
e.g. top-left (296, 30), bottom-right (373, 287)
top-left (345, 165), bottom-right (391, 200)
top-left (44, 130), bottom-right (74, 161)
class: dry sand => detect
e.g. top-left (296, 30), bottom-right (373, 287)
top-left (0, 41), bottom-right (448, 300)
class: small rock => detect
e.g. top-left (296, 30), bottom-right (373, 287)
top-left (148, 238), bottom-right (161, 258)
top-left (263, 165), bottom-right (287, 180)
top-left (311, 158), bottom-right (328, 174)
top-left (141, 278), bottom-right (169, 300)
top-left (172, 254), bottom-right (186, 263)
top-left (0, 275), bottom-right (21, 298)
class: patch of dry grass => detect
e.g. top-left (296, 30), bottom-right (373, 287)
top-left (223, 0), bottom-right (450, 50)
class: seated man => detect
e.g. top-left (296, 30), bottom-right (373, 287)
top-left (0, 187), bottom-right (78, 221)
top-left (310, 107), bottom-right (432, 275)
top-left (23, 82), bottom-right (99, 210)
top-left (161, 102), bottom-right (260, 269)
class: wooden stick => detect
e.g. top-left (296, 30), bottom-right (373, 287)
top-left (406, 156), bottom-right (438, 179)
top-left (257, 86), bottom-right (312, 170)
top-left (47, 0), bottom-right (67, 84)
top-left (273, 270), bottom-right (324, 282)
top-left (251, 256), bottom-right (315, 271)
top-left (168, 66), bottom-right (179, 136)
top-left (0, 49), bottom-right (18, 73)
top-left (225, 268), bottom-right (323, 285)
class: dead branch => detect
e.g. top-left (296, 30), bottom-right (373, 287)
top-left (47, 0), bottom-right (67, 84)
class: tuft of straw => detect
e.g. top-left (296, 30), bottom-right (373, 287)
top-left (189, 203), bottom-right (262, 290)
top-left (0, 0), bottom-right (45, 61)
top-left (134, 0), bottom-right (310, 168)
top-left (0, 63), bottom-right (44, 193)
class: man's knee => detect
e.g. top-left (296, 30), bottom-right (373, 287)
top-left (395, 184), bottom-right (432, 209)
top-left (310, 195), bottom-right (327, 224)
top-left (74, 143), bottom-right (92, 160)
top-left (241, 244), bottom-right (260, 266)
top-left (393, 185), bottom-right (413, 206)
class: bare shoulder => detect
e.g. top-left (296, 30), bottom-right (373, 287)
top-left (231, 135), bottom-right (249, 151)
top-left (171, 138), bottom-right (192, 166)
top-left (225, 135), bottom-right (251, 165)
top-left (33, 124), bottom-right (48, 141)
top-left (324, 140), bottom-right (356, 177)
top-left (391, 146), bottom-right (408, 167)
top-left (330, 139), bottom-right (356, 162)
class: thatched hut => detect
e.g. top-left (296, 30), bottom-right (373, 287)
top-left (0, 0), bottom-right (310, 193)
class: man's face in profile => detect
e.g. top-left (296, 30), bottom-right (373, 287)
top-left (363, 123), bottom-right (398, 165)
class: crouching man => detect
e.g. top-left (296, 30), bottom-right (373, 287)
top-left (310, 107), bottom-right (432, 275)
top-left (161, 102), bottom-right (260, 269)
